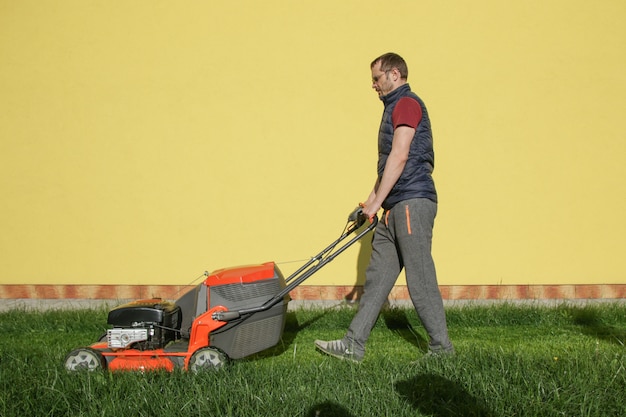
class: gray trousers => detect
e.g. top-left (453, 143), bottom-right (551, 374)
top-left (343, 198), bottom-right (452, 355)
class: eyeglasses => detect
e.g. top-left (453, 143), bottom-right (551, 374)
top-left (372, 69), bottom-right (391, 83)
top-left (372, 67), bottom-right (397, 83)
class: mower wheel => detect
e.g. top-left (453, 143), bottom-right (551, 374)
top-left (188, 347), bottom-right (228, 372)
top-left (64, 347), bottom-right (106, 371)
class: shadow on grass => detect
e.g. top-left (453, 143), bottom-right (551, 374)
top-left (395, 373), bottom-right (494, 417)
top-left (568, 306), bottom-right (626, 346)
top-left (382, 307), bottom-right (429, 353)
top-left (305, 401), bottom-right (355, 417)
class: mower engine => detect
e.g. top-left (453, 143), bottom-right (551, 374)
top-left (106, 299), bottom-right (181, 350)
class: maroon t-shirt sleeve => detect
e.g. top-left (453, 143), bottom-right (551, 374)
top-left (392, 97), bottom-right (422, 129)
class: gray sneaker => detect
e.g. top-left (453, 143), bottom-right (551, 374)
top-left (314, 339), bottom-right (363, 363)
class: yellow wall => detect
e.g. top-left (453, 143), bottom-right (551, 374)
top-left (1, 1), bottom-right (625, 287)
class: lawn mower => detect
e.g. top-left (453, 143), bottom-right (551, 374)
top-left (64, 207), bottom-right (377, 372)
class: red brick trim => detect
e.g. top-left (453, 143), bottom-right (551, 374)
top-left (0, 284), bottom-right (624, 300)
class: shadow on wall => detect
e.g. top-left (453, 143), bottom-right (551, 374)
top-left (344, 237), bottom-right (373, 304)
top-left (395, 373), bottom-right (495, 417)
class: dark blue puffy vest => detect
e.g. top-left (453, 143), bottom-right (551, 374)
top-left (377, 83), bottom-right (437, 209)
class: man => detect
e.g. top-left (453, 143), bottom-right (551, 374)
top-left (315, 53), bottom-right (453, 362)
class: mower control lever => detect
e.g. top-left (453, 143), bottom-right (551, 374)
top-left (348, 206), bottom-right (369, 228)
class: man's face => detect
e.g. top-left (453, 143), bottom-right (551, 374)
top-left (371, 62), bottom-right (395, 97)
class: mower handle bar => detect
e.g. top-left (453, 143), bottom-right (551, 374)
top-left (212, 208), bottom-right (377, 322)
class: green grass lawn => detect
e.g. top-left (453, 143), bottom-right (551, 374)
top-left (1, 302), bottom-right (624, 416)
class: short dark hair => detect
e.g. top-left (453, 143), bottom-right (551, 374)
top-left (371, 52), bottom-right (408, 80)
